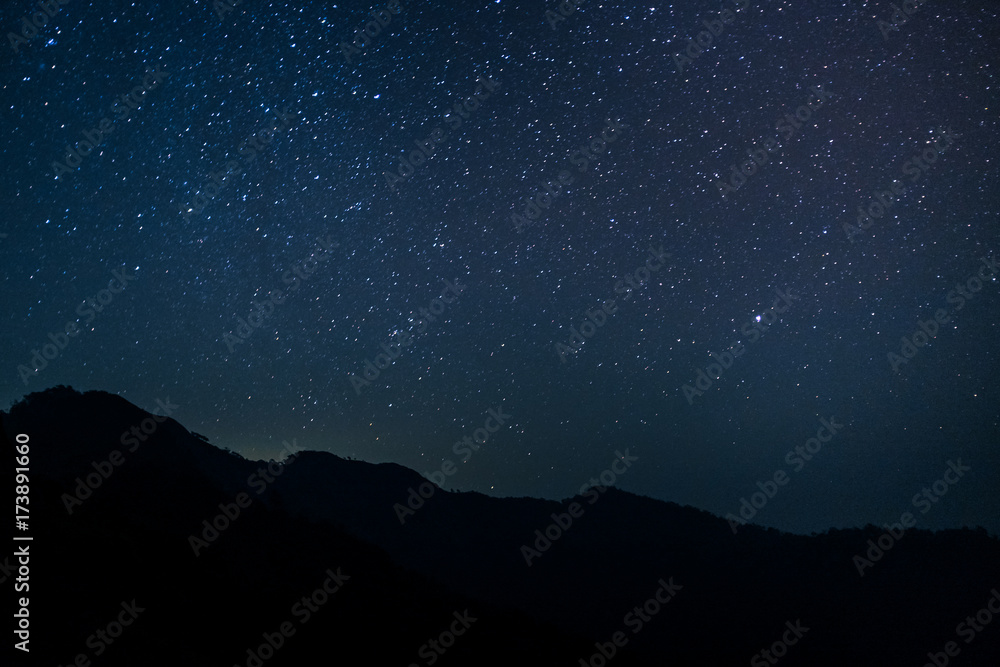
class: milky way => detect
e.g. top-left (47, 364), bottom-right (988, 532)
top-left (2, 0), bottom-right (998, 535)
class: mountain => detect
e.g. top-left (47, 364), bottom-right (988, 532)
top-left (3, 386), bottom-right (998, 666)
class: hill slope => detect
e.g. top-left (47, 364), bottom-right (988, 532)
top-left (3, 386), bottom-right (998, 666)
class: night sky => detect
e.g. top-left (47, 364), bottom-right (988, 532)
top-left (3, 0), bottom-right (998, 536)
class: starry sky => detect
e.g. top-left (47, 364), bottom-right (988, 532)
top-left (2, 0), bottom-right (998, 535)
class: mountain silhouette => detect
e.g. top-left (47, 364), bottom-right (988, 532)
top-left (3, 386), bottom-right (998, 666)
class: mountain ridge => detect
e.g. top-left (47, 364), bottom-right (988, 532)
top-left (3, 386), bottom-right (998, 666)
